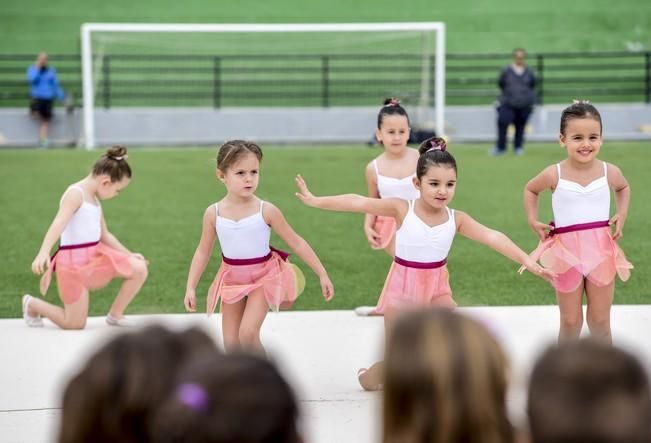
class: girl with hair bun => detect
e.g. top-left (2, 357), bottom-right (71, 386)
top-left (24, 145), bottom-right (148, 329)
top-left (356, 98), bottom-right (421, 316)
top-left (295, 136), bottom-right (554, 390)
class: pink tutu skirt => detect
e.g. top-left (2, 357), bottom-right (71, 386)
top-left (375, 257), bottom-right (456, 314)
top-left (526, 226), bottom-right (632, 293)
top-left (206, 249), bottom-right (305, 314)
top-left (40, 242), bottom-right (134, 304)
top-left (371, 216), bottom-right (397, 250)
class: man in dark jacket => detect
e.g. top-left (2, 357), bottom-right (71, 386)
top-left (491, 48), bottom-right (536, 156)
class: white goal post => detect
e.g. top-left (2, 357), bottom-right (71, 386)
top-left (81, 22), bottom-right (446, 149)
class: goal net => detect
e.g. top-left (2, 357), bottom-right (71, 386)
top-left (81, 23), bottom-right (445, 149)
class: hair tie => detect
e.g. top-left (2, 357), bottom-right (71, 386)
top-left (426, 139), bottom-right (446, 152)
top-left (110, 154), bottom-right (128, 161)
top-left (176, 383), bottom-right (209, 412)
top-left (386, 98), bottom-right (401, 107)
top-left (572, 99), bottom-right (591, 105)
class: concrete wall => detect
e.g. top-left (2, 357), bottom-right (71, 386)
top-left (2, 104), bottom-right (651, 148)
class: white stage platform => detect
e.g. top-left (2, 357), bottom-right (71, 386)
top-left (1, 306), bottom-right (650, 443)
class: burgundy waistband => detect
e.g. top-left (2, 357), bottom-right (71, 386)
top-left (222, 246), bottom-right (289, 266)
top-left (394, 256), bottom-right (447, 269)
top-left (58, 240), bottom-right (101, 251)
top-left (52, 240), bottom-right (101, 270)
top-left (550, 220), bottom-right (610, 236)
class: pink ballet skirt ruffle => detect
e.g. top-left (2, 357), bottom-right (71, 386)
top-left (371, 215), bottom-right (396, 250)
top-left (524, 226), bottom-right (632, 293)
top-left (40, 242), bottom-right (134, 304)
top-left (375, 261), bottom-right (456, 314)
top-left (206, 250), bottom-right (304, 314)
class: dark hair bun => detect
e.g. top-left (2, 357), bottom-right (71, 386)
top-left (418, 137), bottom-right (447, 155)
top-left (107, 145), bottom-right (127, 159)
top-left (383, 97), bottom-right (401, 107)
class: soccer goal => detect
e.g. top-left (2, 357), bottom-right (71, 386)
top-left (80, 22), bottom-right (446, 149)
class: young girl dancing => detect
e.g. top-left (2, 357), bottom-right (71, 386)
top-left (357, 98), bottom-right (420, 316)
top-left (523, 100), bottom-right (632, 344)
top-left (24, 145), bottom-right (148, 329)
top-left (295, 137), bottom-right (554, 390)
top-left (184, 140), bottom-right (334, 353)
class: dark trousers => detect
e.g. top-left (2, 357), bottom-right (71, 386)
top-left (496, 105), bottom-right (532, 151)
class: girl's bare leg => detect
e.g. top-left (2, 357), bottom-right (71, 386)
top-left (556, 282), bottom-right (585, 343)
top-left (108, 257), bottom-right (148, 318)
top-left (585, 279), bottom-right (615, 344)
top-left (28, 291), bottom-right (90, 330)
top-left (237, 287), bottom-right (269, 354)
top-left (221, 298), bottom-right (247, 352)
top-left (358, 307), bottom-right (398, 390)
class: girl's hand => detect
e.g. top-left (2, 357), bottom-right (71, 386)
top-left (294, 174), bottom-right (318, 207)
top-left (184, 289), bottom-right (197, 312)
top-left (31, 252), bottom-right (50, 275)
top-left (364, 225), bottom-right (381, 248)
top-left (319, 275), bottom-right (335, 301)
top-left (528, 220), bottom-right (553, 241)
top-left (523, 258), bottom-right (556, 281)
top-left (609, 213), bottom-right (626, 240)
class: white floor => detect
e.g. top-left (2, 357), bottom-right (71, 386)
top-left (1, 306), bottom-right (651, 443)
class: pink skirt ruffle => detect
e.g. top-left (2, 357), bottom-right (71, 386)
top-left (527, 227), bottom-right (632, 293)
top-left (206, 251), bottom-right (304, 314)
top-left (375, 262), bottom-right (456, 314)
top-left (371, 216), bottom-right (396, 250)
top-left (40, 243), bottom-right (134, 304)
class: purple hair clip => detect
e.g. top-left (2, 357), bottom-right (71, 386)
top-left (176, 383), bottom-right (209, 412)
top-left (426, 139), bottom-right (446, 153)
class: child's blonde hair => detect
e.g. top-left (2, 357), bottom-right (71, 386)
top-left (383, 309), bottom-right (513, 443)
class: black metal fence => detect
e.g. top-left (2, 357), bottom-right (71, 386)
top-left (2, 51), bottom-right (650, 108)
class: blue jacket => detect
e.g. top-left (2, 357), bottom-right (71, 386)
top-left (27, 64), bottom-right (65, 101)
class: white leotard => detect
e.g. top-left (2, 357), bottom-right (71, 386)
top-left (60, 185), bottom-right (102, 246)
top-left (552, 162), bottom-right (610, 228)
top-left (215, 200), bottom-right (271, 259)
top-left (374, 160), bottom-right (420, 200)
top-left (395, 200), bottom-right (456, 262)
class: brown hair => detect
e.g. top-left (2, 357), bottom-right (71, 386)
top-left (415, 136), bottom-right (457, 179)
top-left (528, 339), bottom-right (651, 443)
top-left (58, 325), bottom-right (219, 443)
top-left (377, 97), bottom-right (410, 129)
top-left (383, 309), bottom-right (513, 443)
top-left (151, 352), bottom-right (302, 443)
top-left (560, 100), bottom-right (603, 135)
top-left (216, 140), bottom-right (263, 172)
top-left (92, 145), bottom-right (132, 182)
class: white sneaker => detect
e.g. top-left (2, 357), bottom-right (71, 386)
top-left (22, 294), bottom-right (43, 327)
top-left (105, 314), bottom-right (135, 327)
top-left (354, 306), bottom-right (380, 316)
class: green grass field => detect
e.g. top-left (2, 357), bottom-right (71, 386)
top-left (2, 0), bottom-right (650, 54)
top-left (1, 142), bottom-right (649, 318)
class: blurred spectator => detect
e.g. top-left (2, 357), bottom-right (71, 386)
top-left (382, 309), bottom-right (514, 443)
top-left (27, 52), bottom-right (66, 148)
top-left (528, 339), bottom-right (651, 443)
top-left (58, 325), bottom-right (219, 443)
top-left (491, 48), bottom-right (537, 156)
top-left (151, 352), bottom-right (302, 443)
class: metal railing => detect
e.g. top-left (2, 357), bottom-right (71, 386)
top-left (2, 51), bottom-right (650, 108)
